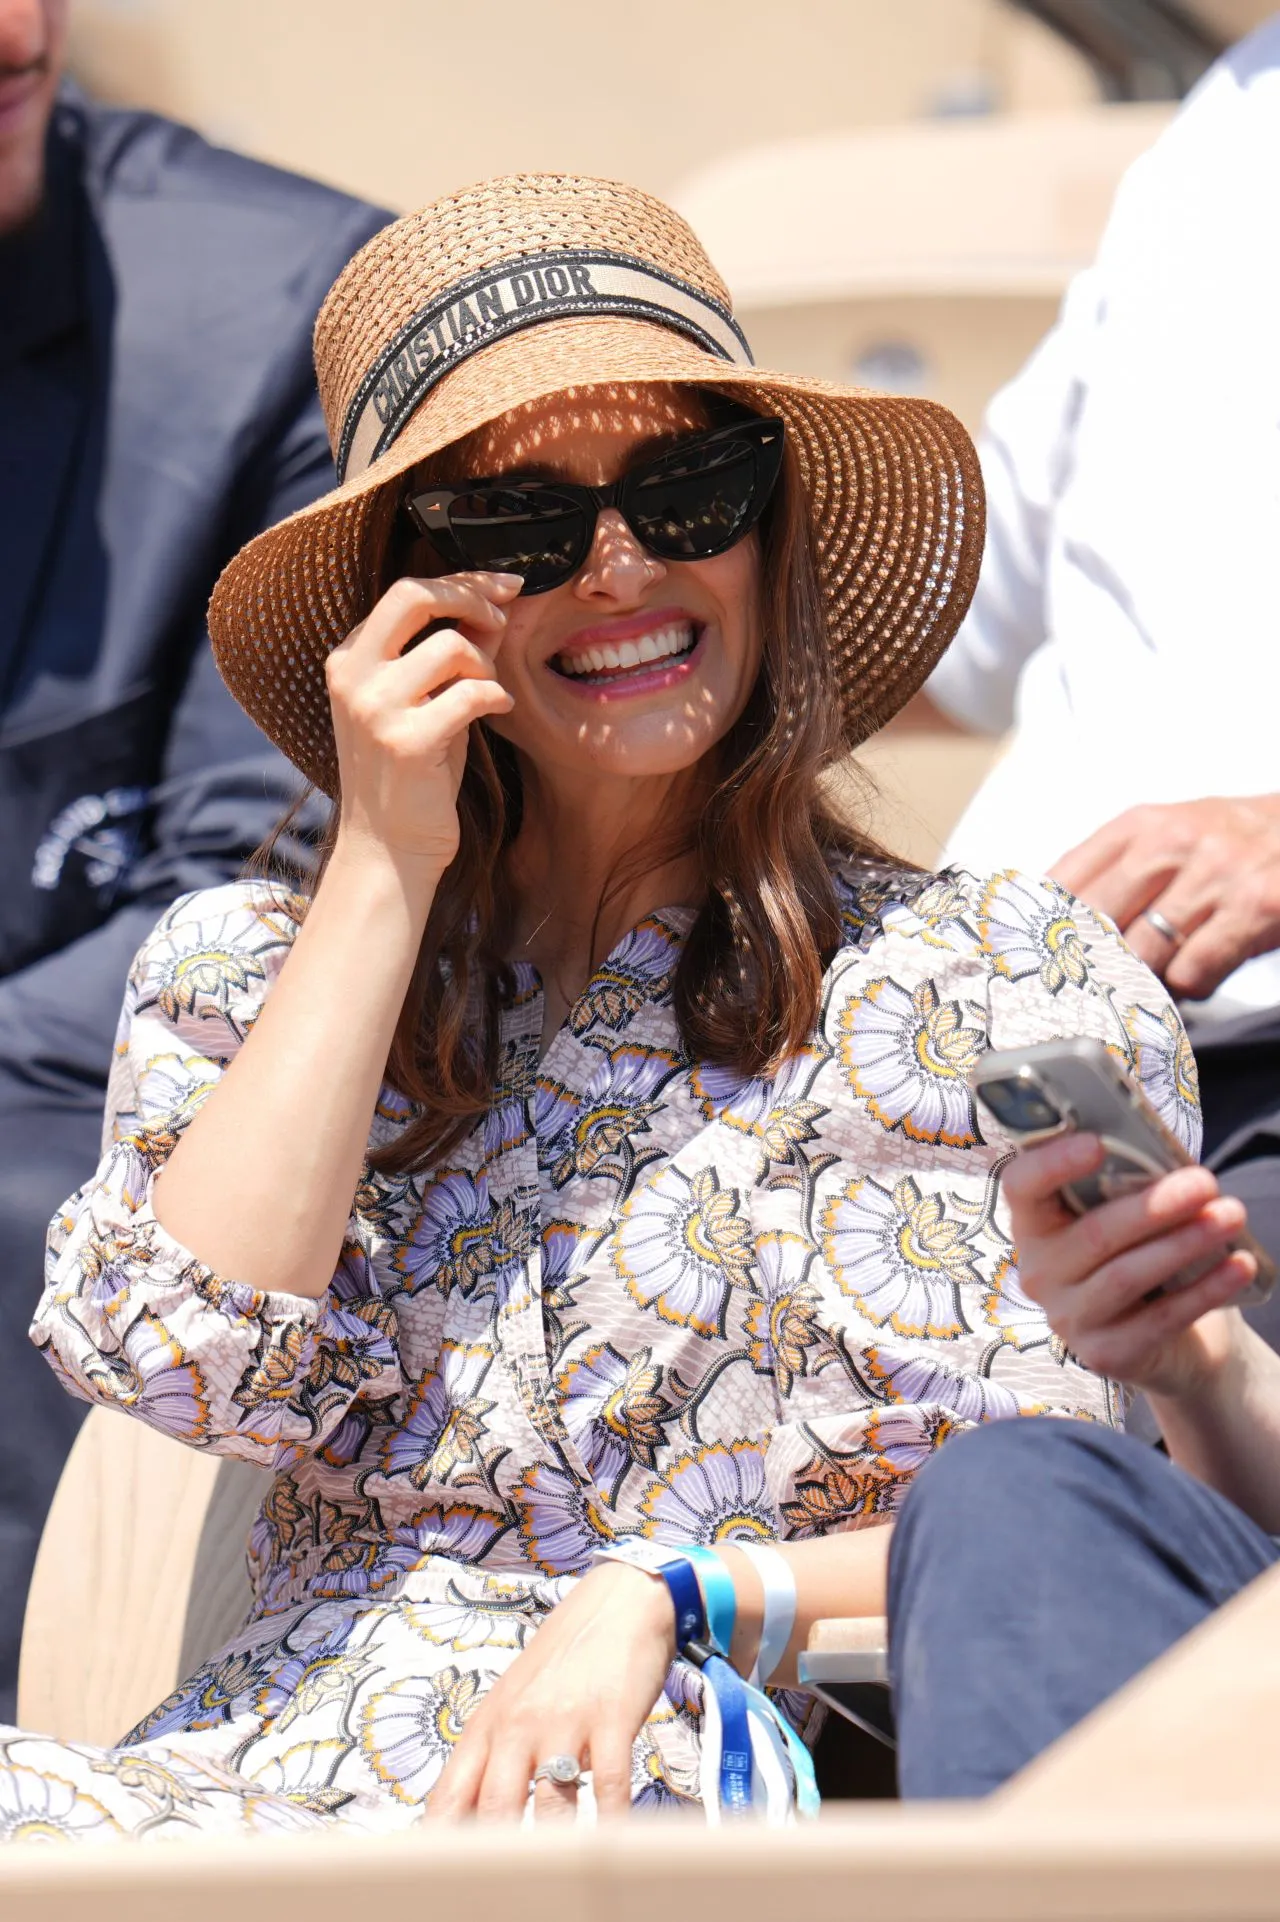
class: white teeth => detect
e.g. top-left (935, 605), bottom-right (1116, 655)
top-left (554, 621), bottom-right (696, 679)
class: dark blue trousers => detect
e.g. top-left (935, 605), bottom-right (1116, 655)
top-left (888, 1417), bottom-right (1279, 1798)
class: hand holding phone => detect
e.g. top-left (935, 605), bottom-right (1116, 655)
top-left (970, 1038), bottom-right (1274, 1307)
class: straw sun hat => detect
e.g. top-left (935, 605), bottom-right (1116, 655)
top-left (208, 172), bottom-right (985, 797)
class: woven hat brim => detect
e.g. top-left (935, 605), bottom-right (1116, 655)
top-left (208, 313), bottom-right (984, 797)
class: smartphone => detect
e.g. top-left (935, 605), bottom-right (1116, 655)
top-left (969, 1037), bottom-right (1275, 1306)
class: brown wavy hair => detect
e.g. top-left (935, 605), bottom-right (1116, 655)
top-left (258, 398), bottom-right (900, 1176)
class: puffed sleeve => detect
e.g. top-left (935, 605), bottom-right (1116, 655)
top-left (765, 864), bottom-right (1197, 1535)
top-left (30, 882), bottom-right (404, 1467)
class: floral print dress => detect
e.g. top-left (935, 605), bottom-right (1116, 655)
top-left (5, 860), bottom-right (1199, 1842)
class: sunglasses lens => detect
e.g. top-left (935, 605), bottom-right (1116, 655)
top-left (628, 438), bottom-right (763, 559)
top-left (445, 488), bottom-right (586, 592)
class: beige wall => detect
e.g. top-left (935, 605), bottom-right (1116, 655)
top-left (62, 0), bottom-right (1117, 864)
top-left (741, 292), bottom-right (1060, 435)
top-left (66, 0), bottom-right (1098, 214)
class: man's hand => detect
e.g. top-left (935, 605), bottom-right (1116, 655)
top-left (1052, 795), bottom-right (1280, 999)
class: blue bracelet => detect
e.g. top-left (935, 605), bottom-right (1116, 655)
top-left (593, 1540), bottom-right (707, 1648)
top-left (681, 1544), bottom-right (737, 1658)
top-left (657, 1555), bottom-right (706, 1649)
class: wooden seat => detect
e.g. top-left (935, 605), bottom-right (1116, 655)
top-left (12, 1403), bottom-right (1280, 1921)
top-left (17, 1407), bottom-right (266, 1745)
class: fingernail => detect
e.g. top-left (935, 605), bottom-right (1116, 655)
top-left (489, 573), bottom-right (525, 591)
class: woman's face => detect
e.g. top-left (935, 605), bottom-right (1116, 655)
top-left (422, 383), bottom-right (765, 787)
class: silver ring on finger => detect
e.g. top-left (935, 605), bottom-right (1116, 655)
top-left (529, 1754), bottom-right (586, 1795)
top-left (1142, 908), bottom-right (1187, 951)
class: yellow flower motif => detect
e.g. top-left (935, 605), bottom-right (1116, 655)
top-left (744, 1231), bottom-right (823, 1394)
top-left (839, 976), bottom-right (984, 1148)
top-left (979, 871), bottom-right (1090, 995)
top-left (1124, 1001), bottom-right (1201, 1151)
top-left (304, 1297), bottom-right (395, 1401)
top-left (614, 1164), bottom-right (754, 1338)
top-left (259, 1473), bottom-right (309, 1554)
top-left (89, 1754), bottom-right (202, 1809)
top-left (362, 1667), bottom-right (484, 1806)
top-left (558, 1342), bottom-right (669, 1476)
top-left (744, 1287), bottom-right (821, 1397)
top-left (684, 1167), bottom-right (754, 1281)
top-left (76, 1225), bottom-right (144, 1299)
top-left (0, 1768), bottom-right (120, 1841)
top-left (405, 1579), bottom-right (532, 1653)
top-left (981, 1256), bottom-right (1059, 1353)
top-left (820, 1174), bottom-right (978, 1339)
top-left (866, 1403), bottom-right (961, 1474)
top-left (155, 946), bottom-right (264, 1024)
top-left (243, 1739), bottom-right (352, 1814)
top-left (271, 1653), bottom-right (376, 1734)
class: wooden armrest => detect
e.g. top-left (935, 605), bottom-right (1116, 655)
top-left (799, 1615), bottom-right (890, 1710)
top-left (806, 1615), bottom-right (889, 1656)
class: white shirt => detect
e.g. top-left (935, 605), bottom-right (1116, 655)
top-left (930, 16), bottom-right (1280, 1017)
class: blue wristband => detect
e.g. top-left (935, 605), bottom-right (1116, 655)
top-left (681, 1543), bottom-right (737, 1657)
top-left (593, 1540), bottom-right (707, 1648)
top-left (702, 1652), bottom-right (755, 1815)
top-left (657, 1555), bottom-right (706, 1649)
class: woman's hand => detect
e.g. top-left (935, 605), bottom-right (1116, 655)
top-left (424, 1562), bottom-right (676, 1824)
top-left (326, 570), bottom-right (521, 877)
top-left (1003, 1131), bottom-right (1257, 1400)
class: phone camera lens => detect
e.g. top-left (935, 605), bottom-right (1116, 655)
top-left (978, 1073), bottom-right (1064, 1134)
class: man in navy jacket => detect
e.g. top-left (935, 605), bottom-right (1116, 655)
top-left (0, 0), bottom-right (388, 1713)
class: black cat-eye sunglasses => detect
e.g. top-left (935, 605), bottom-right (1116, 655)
top-left (403, 415), bottom-right (785, 595)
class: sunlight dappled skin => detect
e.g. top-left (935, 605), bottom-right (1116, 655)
top-left (401, 382), bottom-right (765, 790)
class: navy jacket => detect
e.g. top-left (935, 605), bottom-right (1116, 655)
top-left (0, 91), bottom-right (385, 1710)
top-left (0, 89), bottom-right (388, 1105)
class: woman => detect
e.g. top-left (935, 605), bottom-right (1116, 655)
top-left (9, 173), bottom-right (1187, 1840)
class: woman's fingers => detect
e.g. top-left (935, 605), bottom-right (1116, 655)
top-left (1013, 1158), bottom-right (1222, 1298)
top-left (530, 1743), bottom-right (590, 1826)
top-left (384, 627), bottom-right (505, 705)
top-left (1064, 1194), bottom-right (1246, 1325)
top-left (423, 1732), bottom-right (489, 1823)
top-left (476, 1733), bottom-right (571, 1823)
top-left (588, 1724), bottom-right (635, 1819)
top-left (1071, 1251), bottom-right (1256, 1382)
top-left (400, 676), bottom-right (515, 743)
top-left (336, 571), bottom-right (522, 669)
top-left (1001, 1132), bottom-right (1105, 1236)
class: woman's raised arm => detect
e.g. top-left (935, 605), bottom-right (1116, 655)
top-left (152, 572), bottom-right (517, 1299)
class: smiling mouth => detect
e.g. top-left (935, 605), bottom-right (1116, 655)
top-left (550, 620), bottom-right (700, 686)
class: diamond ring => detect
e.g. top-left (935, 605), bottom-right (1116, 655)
top-left (529, 1754), bottom-right (585, 1793)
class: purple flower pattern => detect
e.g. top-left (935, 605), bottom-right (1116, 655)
top-left (21, 863), bottom-right (1180, 1832)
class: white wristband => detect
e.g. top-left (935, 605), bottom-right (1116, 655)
top-left (734, 1541), bottom-right (796, 1688)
